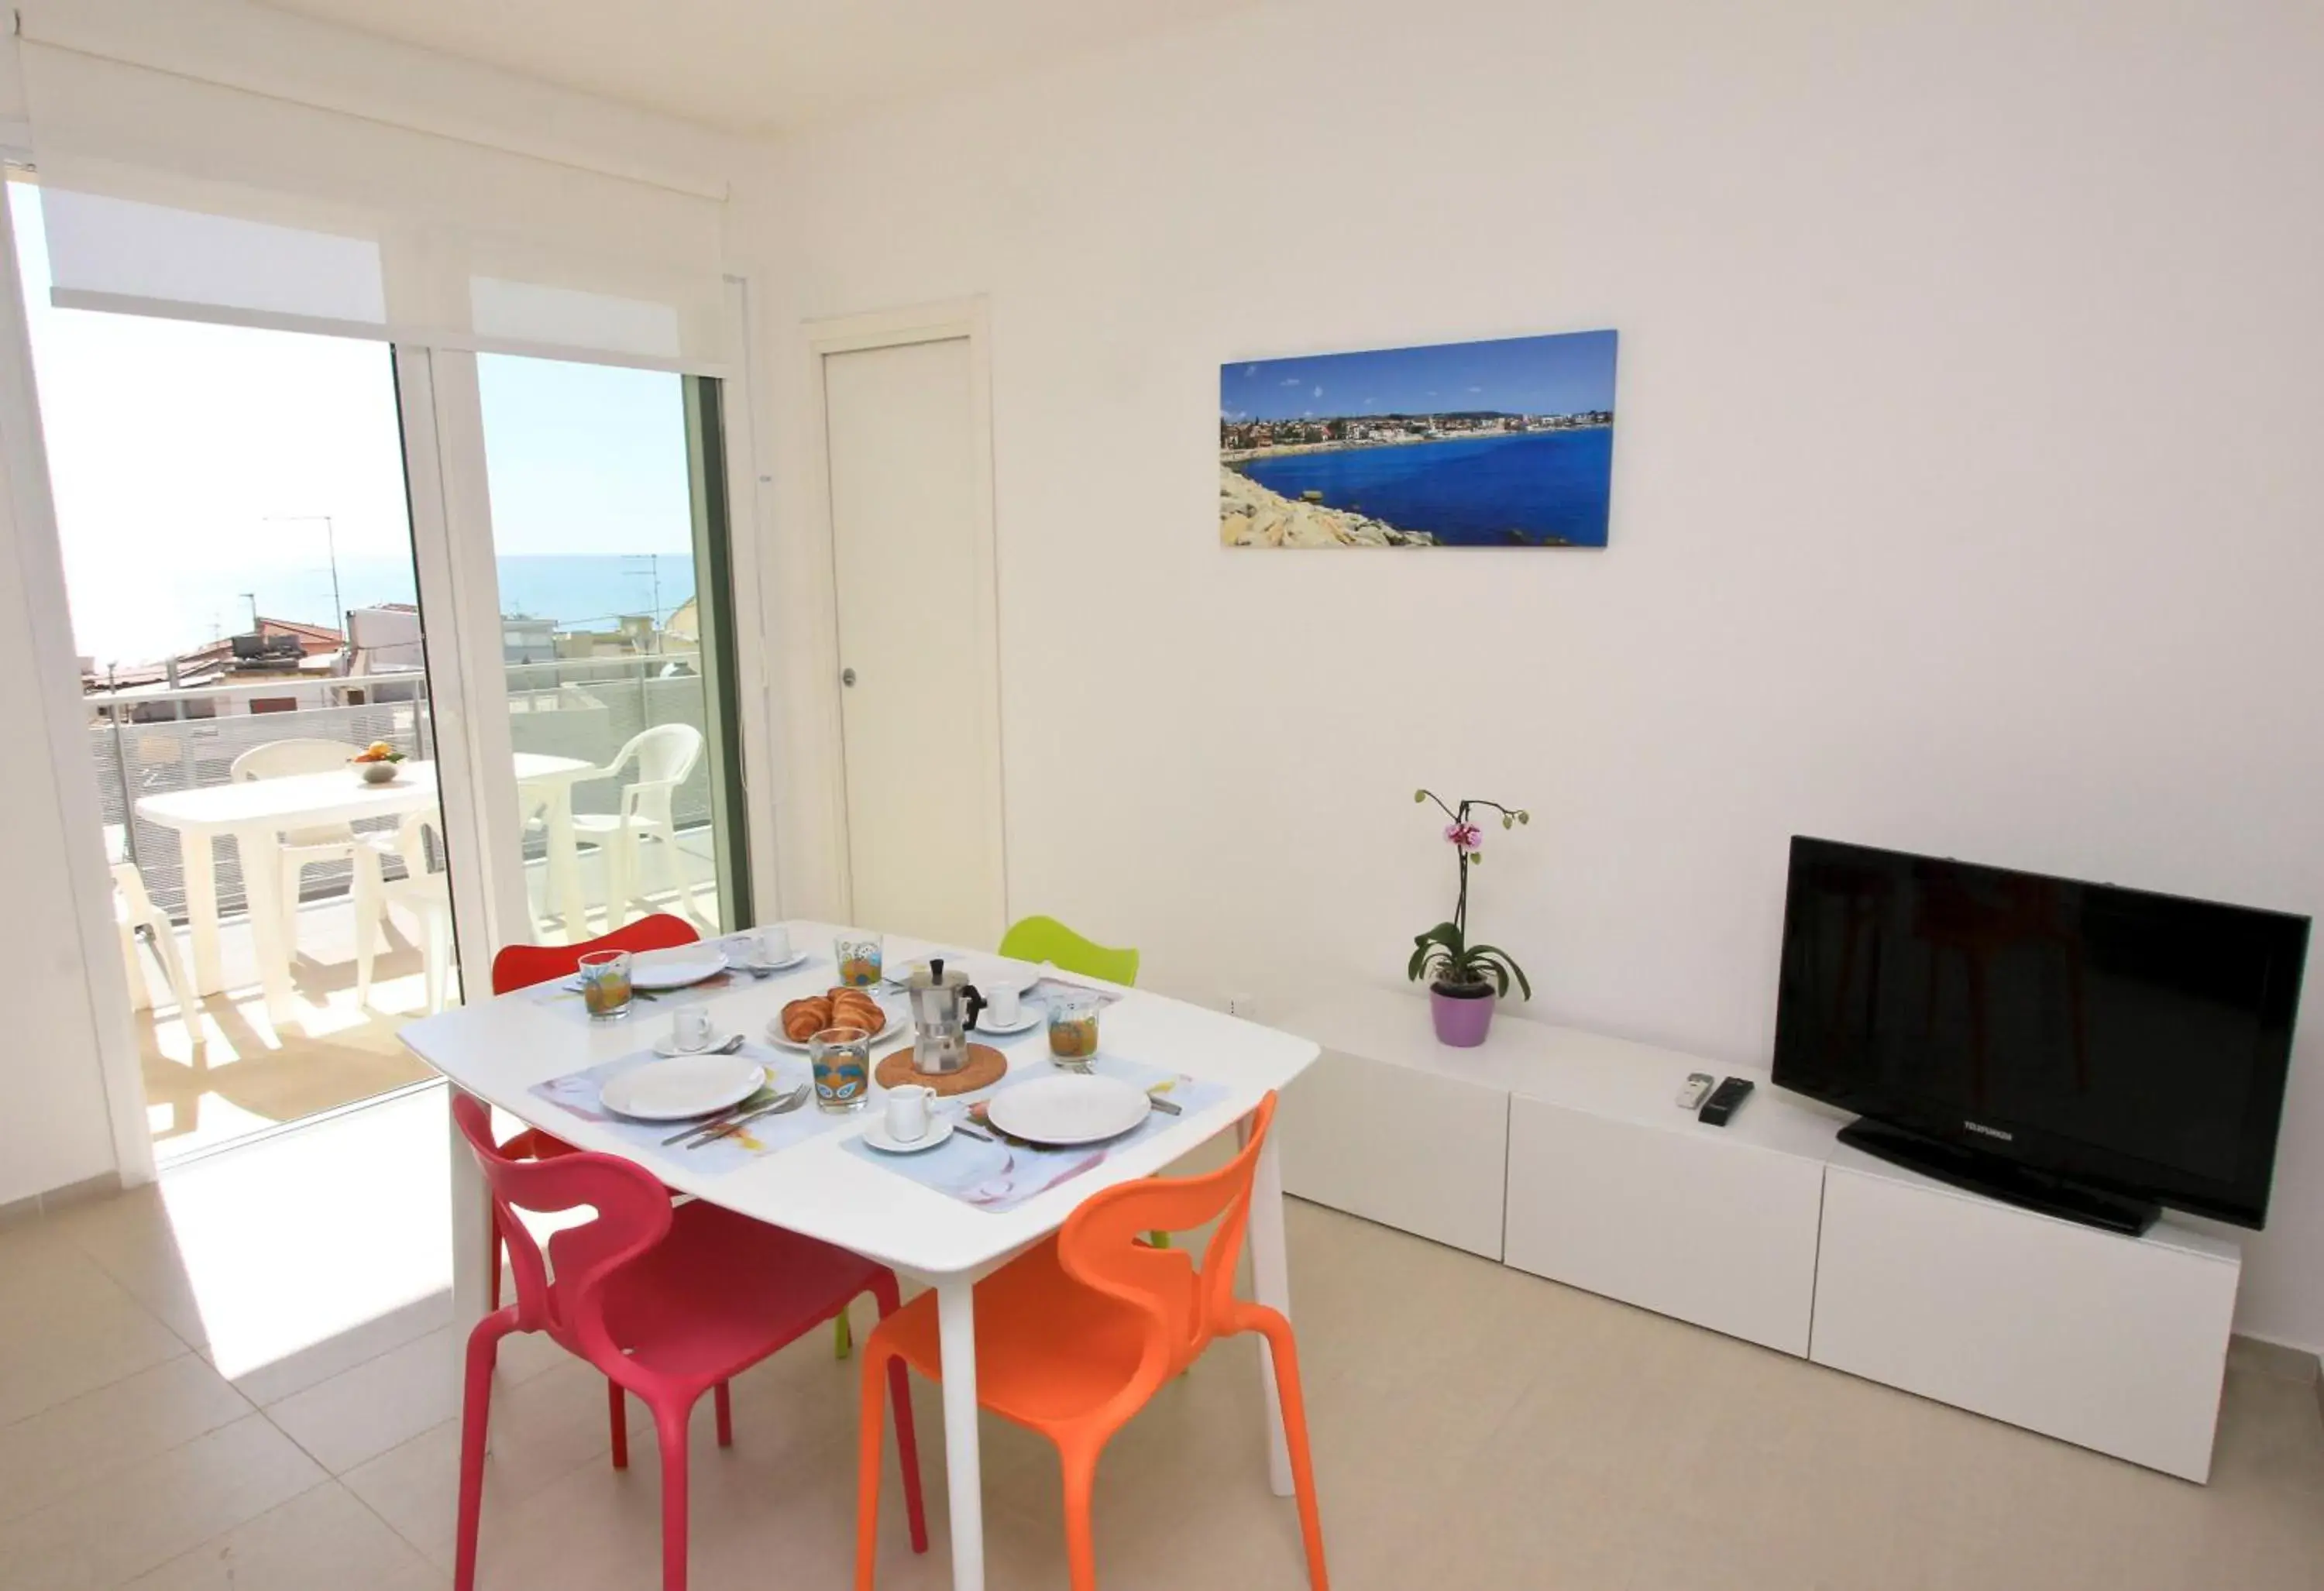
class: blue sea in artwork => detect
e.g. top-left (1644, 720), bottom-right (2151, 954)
top-left (1239, 428), bottom-right (1614, 548)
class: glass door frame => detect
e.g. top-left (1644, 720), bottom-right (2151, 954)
top-left (0, 166), bottom-right (157, 1185)
top-left (404, 345), bottom-right (769, 976)
top-left (400, 342), bottom-right (774, 1319)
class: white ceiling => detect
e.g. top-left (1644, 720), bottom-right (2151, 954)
top-left (263, 0), bottom-right (1260, 138)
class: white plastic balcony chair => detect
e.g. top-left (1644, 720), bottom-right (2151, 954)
top-left (229, 738), bottom-right (386, 974)
top-left (110, 844), bottom-right (194, 1018)
top-left (569, 723), bottom-right (706, 929)
top-left (352, 809), bottom-right (454, 1015)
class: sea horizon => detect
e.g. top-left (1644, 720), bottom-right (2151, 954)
top-left (70, 551), bottom-right (700, 668)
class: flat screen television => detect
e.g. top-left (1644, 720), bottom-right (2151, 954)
top-left (1771, 837), bottom-right (2309, 1232)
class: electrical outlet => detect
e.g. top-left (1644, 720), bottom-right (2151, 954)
top-left (1226, 991), bottom-right (1259, 1020)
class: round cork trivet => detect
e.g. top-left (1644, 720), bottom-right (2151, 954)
top-left (875, 1043), bottom-right (1007, 1097)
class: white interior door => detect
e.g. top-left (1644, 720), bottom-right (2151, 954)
top-left (823, 335), bottom-right (1005, 945)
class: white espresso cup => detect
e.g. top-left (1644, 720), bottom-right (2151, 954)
top-left (672, 1005), bottom-right (713, 1053)
top-left (885, 1084), bottom-right (934, 1143)
top-left (982, 980), bottom-right (1023, 1027)
top-left (757, 924), bottom-right (792, 964)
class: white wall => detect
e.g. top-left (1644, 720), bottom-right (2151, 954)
top-left (742, 0), bottom-right (2324, 1347)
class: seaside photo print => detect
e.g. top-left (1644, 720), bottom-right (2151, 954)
top-left (1219, 328), bottom-right (1618, 548)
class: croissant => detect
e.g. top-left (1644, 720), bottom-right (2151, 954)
top-left (831, 994), bottom-right (883, 1032)
top-left (782, 995), bottom-right (832, 1041)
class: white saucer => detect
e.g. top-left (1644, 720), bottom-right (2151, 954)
top-left (727, 947), bottom-right (808, 975)
top-left (860, 1116), bottom-right (955, 1155)
top-left (651, 1032), bottom-right (738, 1058)
top-left (975, 1008), bottom-right (1043, 1036)
top-left (600, 1056), bottom-right (765, 1122)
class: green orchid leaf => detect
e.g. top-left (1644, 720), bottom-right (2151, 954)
top-left (1468, 944), bottom-right (1533, 1001)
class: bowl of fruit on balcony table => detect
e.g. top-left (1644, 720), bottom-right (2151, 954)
top-left (352, 742), bottom-right (407, 783)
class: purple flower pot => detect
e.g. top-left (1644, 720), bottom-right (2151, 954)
top-left (1429, 982), bottom-right (1496, 1047)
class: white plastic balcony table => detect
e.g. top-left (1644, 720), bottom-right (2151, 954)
top-left (134, 753), bottom-right (595, 1019)
top-left (397, 924), bottom-right (1318, 1591)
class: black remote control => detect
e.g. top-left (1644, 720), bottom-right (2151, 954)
top-left (1697, 1076), bottom-right (1755, 1126)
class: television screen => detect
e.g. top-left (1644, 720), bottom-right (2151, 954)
top-left (1771, 837), bottom-right (2309, 1228)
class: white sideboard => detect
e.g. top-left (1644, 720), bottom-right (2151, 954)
top-left (1274, 986), bottom-right (2241, 1483)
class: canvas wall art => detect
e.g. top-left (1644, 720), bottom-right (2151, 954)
top-left (1220, 328), bottom-right (1618, 548)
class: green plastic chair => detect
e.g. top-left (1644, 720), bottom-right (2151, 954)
top-left (1003, 913), bottom-right (1171, 1251)
top-left (834, 914), bottom-right (1150, 1362)
top-left (997, 914), bottom-right (1143, 986)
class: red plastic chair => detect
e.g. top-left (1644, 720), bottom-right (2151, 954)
top-left (482, 914), bottom-right (703, 1308)
top-left (452, 1093), bottom-right (927, 1591)
top-left (853, 1091), bottom-right (1326, 1591)
top-left (483, 916), bottom-right (854, 1366)
top-left (487, 911), bottom-right (703, 998)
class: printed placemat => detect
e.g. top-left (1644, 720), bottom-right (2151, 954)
top-left (528, 1042), bottom-right (850, 1175)
top-left (841, 1051), bottom-right (1230, 1214)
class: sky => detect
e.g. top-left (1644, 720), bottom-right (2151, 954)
top-left (1220, 328), bottom-right (1618, 424)
top-left (8, 180), bottom-right (696, 665)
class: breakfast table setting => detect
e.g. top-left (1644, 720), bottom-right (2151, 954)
top-left (399, 919), bottom-right (1320, 1591)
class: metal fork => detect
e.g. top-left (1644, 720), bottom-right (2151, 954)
top-left (682, 1084), bottom-right (810, 1148)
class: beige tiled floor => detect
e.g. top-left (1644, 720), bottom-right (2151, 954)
top-left (4, 1087), bottom-right (2322, 1591)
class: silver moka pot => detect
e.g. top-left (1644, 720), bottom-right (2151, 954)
top-left (904, 957), bottom-right (985, 1074)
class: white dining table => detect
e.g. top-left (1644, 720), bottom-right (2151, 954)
top-left (136, 752), bottom-right (596, 1019)
top-left (397, 923), bottom-right (1320, 1591)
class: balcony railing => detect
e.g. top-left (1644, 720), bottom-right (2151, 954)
top-left (92, 656), bottom-right (716, 922)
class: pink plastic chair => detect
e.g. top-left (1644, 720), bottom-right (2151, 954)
top-left (451, 1093), bottom-right (928, 1591)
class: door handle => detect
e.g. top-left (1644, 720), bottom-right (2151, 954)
top-left (841, 667), bottom-right (858, 687)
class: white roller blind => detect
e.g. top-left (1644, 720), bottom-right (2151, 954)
top-left (17, 36), bottom-right (731, 371)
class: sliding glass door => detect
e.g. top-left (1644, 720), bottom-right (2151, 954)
top-left (466, 354), bottom-right (750, 946)
top-left (9, 180), bottom-right (463, 1162)
top-left (2, 159), bottom-right (755, 1170)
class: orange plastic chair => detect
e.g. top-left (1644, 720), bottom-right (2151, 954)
top-left (851, 1092), bottom-right (1326, 1591)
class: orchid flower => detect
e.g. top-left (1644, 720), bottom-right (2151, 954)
top-left (1411, 789), bottom-right (1533, 1000)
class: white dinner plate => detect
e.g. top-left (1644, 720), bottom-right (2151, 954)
top-left (860, 1116), bottom-right (955, 1155)
top-left (600, 1056), bottom-right (765, 1122)
top-left (629, 949), bottom-right (731, 991)
top-left (766, 1002), bottom-right (904, 1050)
top-left (985, 1074), bottom-right (1151, 1146)
top-left (975, 1007), bottom-right (1043, 1036)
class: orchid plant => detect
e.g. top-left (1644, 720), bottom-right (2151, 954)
top-left (1408, 789), bottom-right (1532, 998)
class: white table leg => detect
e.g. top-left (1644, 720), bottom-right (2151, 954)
top-left (1249, 1130), bottom-right (1297, 1497)
top-left (543, 787), bottom-right (587, 942)
top-left (936, 1277), bottom-right (986, 1591)
top-left (239, 833), bottom-right (295, 1027)
top-left (449, 1111), bottom-right (491, 1324)
top-left (181, 829), bottom-right (223, 996)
